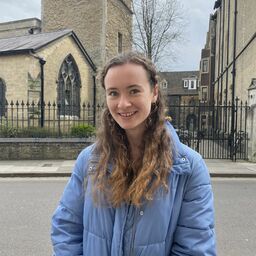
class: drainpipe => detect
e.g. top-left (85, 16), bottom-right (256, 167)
top-left (29, 52), bottom-right (46, 128)
top-left (210, 13), bottom-right (217, 105)
top-left (220, 0), bottom-right (225, 105)
top-left (217, 3), bottom-right (222, 105)
top-left (225, 0), bottom-right (231, 105)
top-left (39, 58), bottom-right (46, 127)
top-left (231, 0), bottom-right (238, 160)
top-left (93, 75), bottom-right (96, 127)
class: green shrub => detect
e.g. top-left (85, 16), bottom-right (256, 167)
top-left (0, 126), bottom-right (19, 137)
top-left (18, 127), bottom-right (59, 138)
top-left (70, 124), bottom-right (96, 138)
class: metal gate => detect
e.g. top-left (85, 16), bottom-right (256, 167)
top-left (166, 99), bottom-right (249, 160)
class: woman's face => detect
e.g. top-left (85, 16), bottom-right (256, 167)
top-left (104, 63), bottom-right (158, 136)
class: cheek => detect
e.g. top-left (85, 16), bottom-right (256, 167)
top-left (106, 99), bottom-right (115, 112)
top-left (143, 101), bottom-right (153, 115)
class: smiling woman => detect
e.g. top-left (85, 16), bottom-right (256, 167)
top-left (104, 63), bottom-right (158, 136)
top-left (51, 51), bottom-right (216, 256)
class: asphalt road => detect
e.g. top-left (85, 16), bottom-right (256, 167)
top-left (0, 178), bottom-right (255, 256)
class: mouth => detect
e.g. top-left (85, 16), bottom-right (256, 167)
top-left (118, 111), bottom-right (137, 117)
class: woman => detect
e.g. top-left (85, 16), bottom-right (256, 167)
top-left (51, 52), bottom-right (216, 255)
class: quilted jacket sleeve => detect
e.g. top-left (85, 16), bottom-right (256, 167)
top-left (171, 156), bottom-right (216, 256)
top-left (51, 148), bottom-right (90, 256)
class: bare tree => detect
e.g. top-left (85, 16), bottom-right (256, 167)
top-left (132, 0), bottom-right (184, 66)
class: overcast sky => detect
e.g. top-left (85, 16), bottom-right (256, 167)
top-left (0, 0), bottom-right (216, 71)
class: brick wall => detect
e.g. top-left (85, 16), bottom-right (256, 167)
top-left (0, 138), bottom-right (94, 160)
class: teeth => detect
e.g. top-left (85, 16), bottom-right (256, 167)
top-left (119, 112), bottom-right (135, 117)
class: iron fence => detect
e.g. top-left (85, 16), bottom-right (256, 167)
top-left (0, 100), bottom-right (104, 137)
top-left (0, 99), bottom-right (250, 160)
top-left (166, 98), bottom-right (250, 160)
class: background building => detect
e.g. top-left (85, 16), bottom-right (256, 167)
top-left (199, 15), bottom-right (216, 104)
top-left (211, 0), bottom-right (256, 104)
top-left (198, 0), bottom-right (256, 161)
top-left (0, 0), bottom-right (133, 109)
top-left (0, 18), bottom-right (41, 39)
top-left (159, 71), bottom-right (199, 130)
top-left (0, 30), bottom-right (96, 120)
top-left (42, 0), bottom-right (133, 69)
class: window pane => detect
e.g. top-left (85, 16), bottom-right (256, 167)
top-left (118, 32), bottom-right (123, 53)
top-left (202, 59), bottom-right (208, 72)
top-left (202, 87), bottom-right (208, 101)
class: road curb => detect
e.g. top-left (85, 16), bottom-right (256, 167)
top-left (0, 173), bottom-right (71, 178)
top-left (1, 173), bottom-right (256, 178)
top-left (210, 173), bottom-right (256, 178)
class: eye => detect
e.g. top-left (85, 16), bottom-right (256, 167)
top-left (130, 89), bottom-right (140, 95)
top-left (108, 91), bottom-right (118, 97)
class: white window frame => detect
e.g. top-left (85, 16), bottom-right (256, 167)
top-left (188, 79), bottom-right (197, 90)
top-left (183, 79), bottom-right (188, 88)
top-left (161, 80), bottom-right (168, 89)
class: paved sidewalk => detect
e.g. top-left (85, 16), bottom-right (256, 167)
top-left (0, 160), bottom-right (74, 177)
top-left (0, 159), bottom-right (255, 178)
top-left (205, 159), bottom-right (256, 178)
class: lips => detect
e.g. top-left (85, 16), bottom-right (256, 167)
top-left (118, 111), bottom-right (137, 117)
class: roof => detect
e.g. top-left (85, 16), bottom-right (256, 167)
top-left (159, 71), bottom-right (199, 96)
top-left (0, 29), bottom-right (96, 71)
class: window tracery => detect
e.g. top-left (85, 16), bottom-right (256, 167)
top-left (57, 55), bottom-right (81, 117)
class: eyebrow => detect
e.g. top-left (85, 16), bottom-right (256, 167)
top-left (106, 84), bottom-right (142, 92)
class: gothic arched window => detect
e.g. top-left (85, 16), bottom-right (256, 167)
top-left (57, 54), bottom-right (81, 117)
top-left (0, 78), bottom-right (6, 117)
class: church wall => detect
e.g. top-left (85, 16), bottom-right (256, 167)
top-left (38, 36), bottom-right (95, 105)
top-left (0, 36), bottom-right (94, 105)
top-left (0, 54), bottom-right (37, 102)
top-left (105, 0), bottom-right (132, 62)
top-left (41, 0), bottom-right (133, 105)
top-left (41, 0), bottom-right (104, 68)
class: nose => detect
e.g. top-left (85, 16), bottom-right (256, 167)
top-left (117, 94), bottom-right (132, 109)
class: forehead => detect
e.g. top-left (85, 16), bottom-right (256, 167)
top-left (104, 63), bottom-right (149, 87)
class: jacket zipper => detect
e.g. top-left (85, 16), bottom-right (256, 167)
top-left (128, 205), bottom-right (137, 256)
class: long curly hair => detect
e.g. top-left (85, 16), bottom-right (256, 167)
top-left (93, 52), bottom-right (173, 207)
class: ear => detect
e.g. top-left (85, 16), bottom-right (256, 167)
top-left (152, 84), bottom-right (159, 103)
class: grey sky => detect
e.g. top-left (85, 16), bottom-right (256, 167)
top-left (0, 0), bottom-right (216, 71)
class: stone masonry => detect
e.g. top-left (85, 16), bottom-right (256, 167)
top-left (42, 0), bottom-right (133, 68)
top-left (0, 18), bottom-right (41, 39)
top-left (0, 36), bottom-right (94, 104)
top-left (41, 0), bottom-right (133, 103)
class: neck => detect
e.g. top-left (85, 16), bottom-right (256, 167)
top-left (126, 129), bottom-right (144, 162)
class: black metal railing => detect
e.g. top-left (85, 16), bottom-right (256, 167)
top-left (0, 100), bottom-right (105, 138)
top-left (166, 99), bottom-right (249, 160)
top-left (0, 99), bottom-right (250, 160)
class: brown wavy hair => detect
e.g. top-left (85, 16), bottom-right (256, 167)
top-left (93, 52), bottom-right (173, 207)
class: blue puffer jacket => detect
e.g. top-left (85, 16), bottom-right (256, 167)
top-left (51, 122), bottom-right (216, 255)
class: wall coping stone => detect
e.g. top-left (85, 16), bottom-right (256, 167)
top-left (0, 137), bottom-right (95, 143)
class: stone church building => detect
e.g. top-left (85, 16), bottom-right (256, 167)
top-left (0, 0), bottom-right (133, 116)
top-left (0, 29), bottom-right (96, 113)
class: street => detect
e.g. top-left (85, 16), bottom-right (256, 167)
top-left (0, 178), bottom-right (255, 256)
